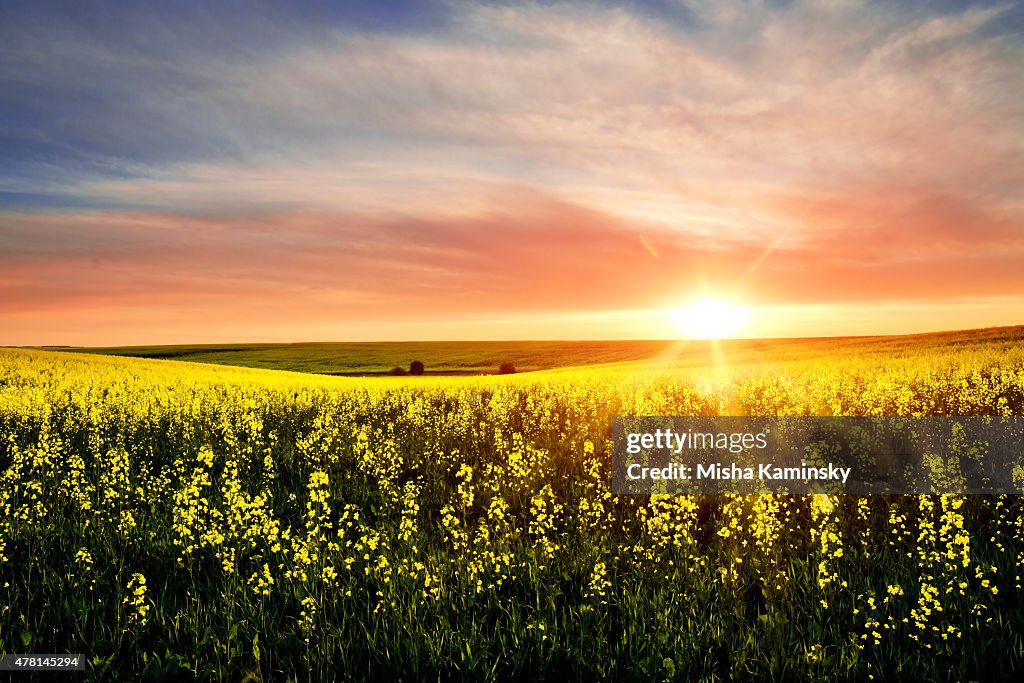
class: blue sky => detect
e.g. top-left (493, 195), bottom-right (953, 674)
top-left (2, 0), bottom-right (1023, 344)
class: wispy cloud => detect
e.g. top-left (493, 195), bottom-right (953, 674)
top-left (1, 0), bottom-right (1022, 342)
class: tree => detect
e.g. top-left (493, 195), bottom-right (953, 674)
top-left (388, 366), bottom-right (407, 376)
top-left (498, 362), bottom-right (517, 375)
top-left (409, 360), bottom-right (425, 375)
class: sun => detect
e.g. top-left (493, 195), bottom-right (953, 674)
top-left (668, 298), bottom-right (749, 340)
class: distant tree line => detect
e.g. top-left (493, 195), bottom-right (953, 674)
top-left (387, 360), bottom-right (517, 376)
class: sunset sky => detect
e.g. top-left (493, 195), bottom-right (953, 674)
top-left (2, 0), bottom-right (1023, 345)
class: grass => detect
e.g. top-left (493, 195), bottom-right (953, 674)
top-left (40, 324), bottom-right (1024, 376)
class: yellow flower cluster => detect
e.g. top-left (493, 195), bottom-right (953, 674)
top-left (124, 572), bottom-right (150, 627)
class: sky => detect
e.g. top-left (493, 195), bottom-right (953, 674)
top-left (2, 0), bottom-right (1023, 345)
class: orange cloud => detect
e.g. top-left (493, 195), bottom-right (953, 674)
top-left (2, 1), bottom-right (1022, 343)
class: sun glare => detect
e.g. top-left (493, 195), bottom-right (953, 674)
top-left (668, 298), bottom-right (749, 340)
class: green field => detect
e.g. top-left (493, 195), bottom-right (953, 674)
top-left (46, 325), bottom-right (1024, 375)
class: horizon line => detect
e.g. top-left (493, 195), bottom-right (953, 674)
top-left (7, 323), bottom-right (1023, 350)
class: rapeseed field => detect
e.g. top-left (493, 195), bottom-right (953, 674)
top-left (1, 333), bottom-right (1023, 680)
